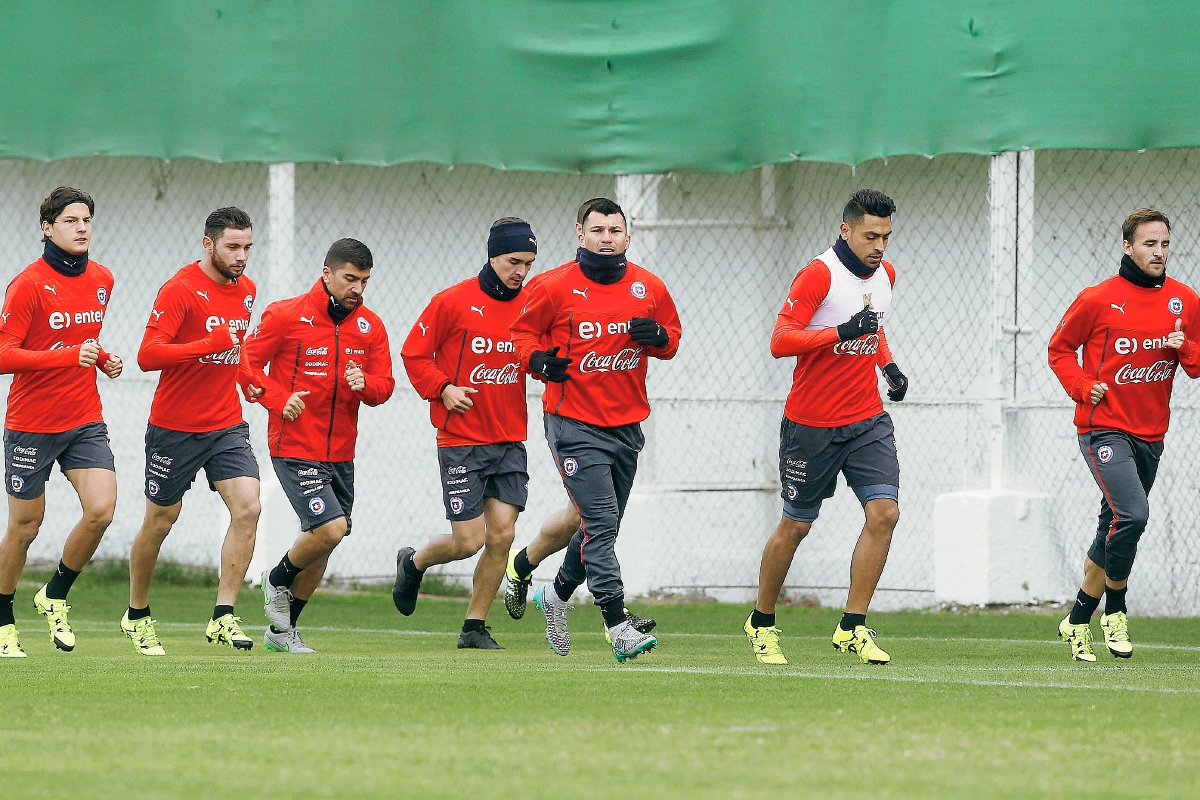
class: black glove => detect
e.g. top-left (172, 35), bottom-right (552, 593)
top-left (835, 306), bottom-right (879, 342)
top-left (629, 317), bottom-right (669, 348)
top-left (529, 346), bottom-right (571, 383)
top-left (882, 362), bottom-right (908, 401)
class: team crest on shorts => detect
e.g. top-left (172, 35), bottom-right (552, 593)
top-left (1169, 296), bottom-right (1183, 315)
top-left (1097, 445), bottom-right (1114, 464)
top-left (244, 295), bottom-right (254, 312)
top-left (630, 281), bottom-right (647, 299)
top-left (357, 317), bottom-right (372, 334)
top-left (449, 497), bottom-right (465, 515)
top-left (308, 496), bottom-right (326, 515)
top-left (562, 457), bottom-right (579, 476)
top-left (10, 475), bottom-right (25, 493)
top-left (786, 484), bottom-right (798, 501)
top-left (96, 287), bottom-right (108, 306)
top-left (147, 479), bottom-right (160, 496)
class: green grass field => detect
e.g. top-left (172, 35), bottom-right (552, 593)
top-left (3, 571), bottom-right (1199, 799)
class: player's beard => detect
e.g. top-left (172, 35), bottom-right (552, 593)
top-left (212, 249), bottom-right (246, 280)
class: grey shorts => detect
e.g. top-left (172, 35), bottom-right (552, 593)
top-left (779, 412), bottom-right (900, 523)
top-left (4, 423), bottom-right (115, 499)
top-left (437, 442), bottom-right (528, 521)
top-left (145, 422), bottom-right (259, 507)
top-left (272, 457), bottom-right (355, 533)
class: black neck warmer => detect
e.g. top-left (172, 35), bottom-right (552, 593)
top-left (576, 247), bottom-right (627, 284)
top-left (1119, 254), bottom-right (1164, 289)
top-left (43, 240), bottom-right (88, 277)
top-left (479, 262), bottom-right (521, 301)
top-left (832, 237), bottom-right (876, 279)
top-left (323, 281), bottom-right (353, 323)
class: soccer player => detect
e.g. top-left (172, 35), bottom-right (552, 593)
top-left (0, 187), bottom-right (122, 658)
top-left (121, 207), bottom-right (261, 656)
top-left (393, 218), bottom-right (537, 649)
top-left (247, 239), bottom-right (394, 653)
top-left (744, 189), bottom-right (908, 667)
top-left (510, 197), bottom-right (681, 662)
top-left (1048, 209), bottom-right (1199, 662)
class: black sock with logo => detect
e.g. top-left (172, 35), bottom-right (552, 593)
top-left (513, 548), bottom-right (535, 580)
top-left (1069, 590), bottom-right (1101, 625)
top-left (0, 592), bottom-right (14, 627)
top-left (45, 560), bottom-right (81, 600)
top-left (1104, 586), bottom-right (1128, 615)
top-left (462, 618), bottom-right (485, 633)
top-left (289, 597), bottom-right (308, 627)
top-left (839, 612), bottom-right (866, 632)
top-left (212, 604), bottom-right (234, 621)
top-left (403, 551), bottom-right (424, 578)
top-left (750, 609), bottom-right (775, 629)
top-left (601, 598), bottom-right (627, 628)
top-left (127, 606), bottom-right (151, 622)
top-left (269, 554), bottom-right (303, 589)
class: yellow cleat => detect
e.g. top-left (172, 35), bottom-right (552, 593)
top-left (121, 611), bottom-right (166, 656)
top-left (33, 585), bottom-right (75, 651)
top-left (205, 614), bottom-right (254, 650)
top-left (0, 623), bottom-right (26, 658)
top-left (744, 615), bottom-right (788, 665)
top-left (832, 623), bottom-right (890, 664)
top-left (1058, 616), bottom-right (1097, 662)
top-left (1100, 612), bottom-right (1133, 659)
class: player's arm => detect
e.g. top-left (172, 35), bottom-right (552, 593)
top-left (630, 281), bottom-right (682, 360)
top-left (401, 296), bottom-right (460, 400)
top-left (1166, 297), bottom-right (1200, 377)
top-left (1048, 289), bottom-right (1103, 403)
top-left (0, 277), bottom-right (81, 373)
top-left (241, 307), bottom-right (292, 412)
top-left (771, 263), bottom-right (850, 357)
top-left (137, 283), bottom-right (237, 371)
top-left (511, 281), bottom-right (570, 382)
top-left (349, 324), bottom-right (395, 406)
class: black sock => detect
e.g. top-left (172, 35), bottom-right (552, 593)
top-left (289, 597), bottom-right (308, 627)
top-left (270, 625), bottom-right (287, 634)
top-left (601, 597), bottom-right (626, 628)
top-left (1069, 589), bottom-right (1101, 625)
top-left (552, 576), bottom-right (574, 603)
top-left (127, 606), bottom-right (151, 622)
top-left (462, 618), bottom-right (485, 633)
top-left (0, 592), bottom-right (14, 627)
top-left (213, 604), bottom-right (234, 621)
top-left (45, 560), bottom-right (81, 600)
top-left (840, 612), bottom-right (866, 632)
top-left (513, 548), bottom-right (535, 580)
top-left (269, 554), bottom-right (303, 589)
top-left (402, 551), bottom-right (424, 578)
top-left (750, 609), bottom-right (775, 629)
top-left (1104, 586), bottom-right (1128, 615)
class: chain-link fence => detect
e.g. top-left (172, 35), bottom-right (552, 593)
top-left (1, 151), bottom-right (1198, 614)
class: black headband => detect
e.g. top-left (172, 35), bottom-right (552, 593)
top-left (487, 221), bottom-right (537, 258)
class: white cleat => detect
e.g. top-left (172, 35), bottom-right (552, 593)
top-left (534, 585), bottom-right (572, 656)
top-left (262, 569), bottom-right (294, 632)
top-left (264, 627), bottom-right (316, 653)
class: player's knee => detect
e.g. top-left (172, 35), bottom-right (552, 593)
top-left (866, 502), bottom-right (900, 531)
top-left (315, 518), bottom-right (348, 549)
top-left (1124, 504), bottom-right (1150, 533)
top-left (231, 499), bottom-right (262, 528)
top-left (6, 516), bottom-right (42, 546)
top-left (486, 525), bottom-right (516, 550)
top-left (777, 516), bottom-right (810, 544)
top-left (82, 499), bottom-right (116, 532)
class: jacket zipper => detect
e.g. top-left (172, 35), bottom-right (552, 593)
top-left (277, 341), bottom-right (302, 453)
top-left (327, 323), bottom-right (341, 461)
top-left (554, 312), bottom-right (572, 416)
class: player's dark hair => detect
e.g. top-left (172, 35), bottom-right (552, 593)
top-left (204, 207), bottom-right (253, 243)
top-left (40, 186), bottom-right (94, 241)
top-left (325, 238), bottom-right (373, 271)
top-left (577, 197), bottom-right (627, 227)
top-left (1122, 208), bottom-right (1171, 243)
top-left (492, 216), bottom-right (526, 228)
top-left (843, 189), bottom-right (897, 224)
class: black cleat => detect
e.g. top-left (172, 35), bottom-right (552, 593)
top-left (392, 547), bottom-right (422, 616)
top-left (625, 607), bottom-right (656, 634)
top-left (457, 626), bottom-right (504, 650)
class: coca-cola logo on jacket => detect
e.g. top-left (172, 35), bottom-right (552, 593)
top-left (468, 362), bottom-right (521, 385)
top-left (1113, 360), bottom-right (1176, 386)
top-left (832, 334), bottom-right (880, 356)
top-left (577, 348), bottom-right (642, 374)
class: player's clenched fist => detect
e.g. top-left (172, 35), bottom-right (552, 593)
top-left (1089, 382), bottom-right (1109, 404)
top-left (101, 354), bottom-right (123, 379)
top-left (78, 340), bottom-right (101, 368)
top-left (629, 317), bottom-right (669, 348)
top-left (282, 390), bottom-right (310, 421)
top-left (836, 305), bottom-right (879, 342)
top-left (345, 360), bottom-right (366, 392)
top-left (1166, 318), bottom-right (1185, 349)
top-left (530, 346), bottom-right (571, 383)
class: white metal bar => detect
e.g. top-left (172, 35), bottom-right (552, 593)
top-left (268, 162), bottom-right (296, 305)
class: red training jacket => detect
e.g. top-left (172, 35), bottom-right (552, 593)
top-left (1048, 273), bottom-right (1200, 441)
top-left (510, 259), bottom-right (681, 428)
top-left (243, 280), bottom-right (394, 461)
top-left (402, 275), bottom-right (528, 447)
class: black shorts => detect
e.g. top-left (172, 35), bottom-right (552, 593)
top-left (4, 423), bottom-right (115, 499)
top-left (778, 412), bottom-right (900, 523)
top-left (145, 422), bottom-right (259, 507)
top-left (272, 457), bottom-right (355, 532)
top-left (437, 442), bottom-right (528, 521)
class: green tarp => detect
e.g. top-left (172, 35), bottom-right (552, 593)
top-left (2, 1), bottom-right (1197, 172)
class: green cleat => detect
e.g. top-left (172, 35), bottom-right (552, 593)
top-left (206, 614), bottom-right (254, 650)
top-left (264, 627), bottom-right (315, 653)
top-left (1059, 616), bottom-right (1097, 662)
top-left (33, 585), bottom-right (74, 652)
top-left (609, 622), bottom-right (657, 663)
top-left (0, 623), bottom-right (26, 658)
top-left (1100, 612), bottom-right (1133, 659)
top-left (744, 614), bottom-right (788, 665)
top-left (121, 611), bottom-right (166, 656)
top-left (503, 549), bottom-right (532, 620)
top-left (832, 624), bottom-right (891, 664)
